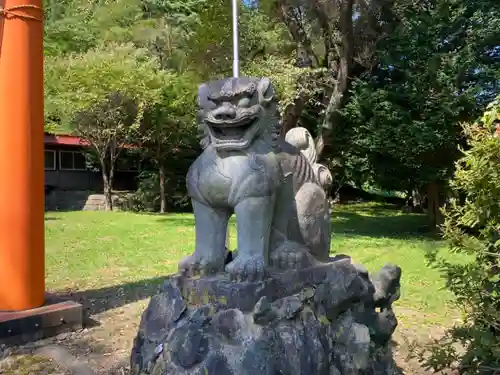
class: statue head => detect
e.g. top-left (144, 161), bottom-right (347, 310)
top-left (197, 77), bottom-right (279, 151)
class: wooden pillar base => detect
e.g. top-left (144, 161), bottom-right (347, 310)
top-left (0, 297), bottom-right (83, 345)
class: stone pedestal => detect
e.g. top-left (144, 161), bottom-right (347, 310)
top-left (130, 257), bottom-right (401, 375)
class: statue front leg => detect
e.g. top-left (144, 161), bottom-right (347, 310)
top-left (178, 199), bottom-right (230, 276)
top-left (225, 195), bottom-right (275, 281)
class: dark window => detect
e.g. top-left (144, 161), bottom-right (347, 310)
top-left (73, 152), bottom-right (87, 170)
top-left (44, 150), bottom-right (56, 170)
top-left (59, 151), bottom-right (74, 170)
top-left (116, 155), bottom-right (140, 172)
top-left (59, 151), bottom-right (87, 171)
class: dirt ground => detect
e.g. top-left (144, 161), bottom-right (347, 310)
top-left (0, 298), bottom-right (446, 375)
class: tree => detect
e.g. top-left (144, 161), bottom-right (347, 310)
top-left (43, 0), bottom-right (201, 58)
top-left (139, 72), bottom-right (198, 213)
top-left (257, 0), bottom-right (398, 159)
top-left (43, 0), bottom-right (100, 56)
top-left (45, 44), bottom-right (166, 210)
top-left (142, 0), bottom-right (207, 29)
top-left (342, 0), bottom-right (500, 230)
top-left (420, 96), bottom-right (500, 374)
top-left (179, 0), bottom-right (295, 79)
top-left (243, 55), bottom-right (307, 112)
top-left (74, 93), bottom-right (142, 210)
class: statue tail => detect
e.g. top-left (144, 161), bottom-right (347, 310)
top-left (285, 127), bottom-right (333, 191)
top-left (284, 127), bottom-right (317, 165)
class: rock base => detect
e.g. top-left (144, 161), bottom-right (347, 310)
top-left (130, 258), bottom-right (402, 375)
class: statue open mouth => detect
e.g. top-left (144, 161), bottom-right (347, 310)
top-left (205, 105), bottom-right (260, 146)
top-left (206, 115), bottom-right (257, 141)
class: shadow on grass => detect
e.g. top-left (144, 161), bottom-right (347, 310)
top-left (52, 276), bottom-right (167, 320)
top-left (155, 215), bottom-right (195, 226)
top-left (155, 215), bottom-right (237, 226)
top-left (7, 332), bottom-right (130, 375)
top-left (332, 205), bottom-right (438, 241)
top-left (154, 204), bottom-right (437, 241)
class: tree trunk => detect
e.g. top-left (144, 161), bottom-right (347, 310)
top-left (426, 182), bottom-right (443, 233)
top-left (316, 0), bottom-right (354, 160)
top-left (159, 163), bottom-right (167, 214)
top-left (281, 95), bottom-right (306, 135)
top-left (100, 159), bottom-right (113, 211)
top-left (278, 0), bottom-right (319, 68)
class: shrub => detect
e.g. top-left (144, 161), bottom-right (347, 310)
top-left (422, 97), bottom-right (500, 374)
top-left (118, 170), bottom-right (191, 213)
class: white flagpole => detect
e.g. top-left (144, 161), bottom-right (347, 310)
top-left (232, 0), bottom-right (239, 78)
top-left (227, 0), bottom-right (239, 251)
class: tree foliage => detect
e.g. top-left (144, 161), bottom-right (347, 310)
top-left (419, 97), bottom-right (500, 374)
top-left (138, 71), bottom-right (198, 212)
top-left (42, 0), bottom-right (500, 218)
top-left (45, 43), bottom-right (167, 210)
top-left (45, 44), bottom-right (164, 118)
top-left (342, 0), bottom-right (500, 228)
top-left (255, 0), bottom-right (401, 158)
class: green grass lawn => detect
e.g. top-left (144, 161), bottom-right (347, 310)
top-left (45, 202), bottom-right (463, 326)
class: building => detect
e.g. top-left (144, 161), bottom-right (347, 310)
top-left (44, 133), bottom-right (140, 210)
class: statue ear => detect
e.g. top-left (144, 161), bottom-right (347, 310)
top-left (257, 78), bottom-right (274, 106)
top-left (197, 83), bottom-right (209, 108)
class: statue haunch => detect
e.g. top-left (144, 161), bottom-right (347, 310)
top-left (179, 77), bottom-right (333, 281)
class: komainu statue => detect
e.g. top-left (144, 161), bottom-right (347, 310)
top-left (131, 77), bottom-right (403, 375)
top-left (180, 77), bottom-right (333, 280)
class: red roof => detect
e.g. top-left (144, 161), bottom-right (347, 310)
top-left (43, 133), bottom-right (135, 149)
top-left (44, 133), bottom-right (89, 146)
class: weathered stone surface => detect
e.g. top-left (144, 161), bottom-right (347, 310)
top-left (168, 322), bottom-right (208, 368)
top-left (370, 264), bottom-right (402, 308)
top-left (175, 259), bottom-right (361, 313)
top-left (131, 259), bottom-right (402, 375)
top-left (200, 353), bottom-right (233, 375)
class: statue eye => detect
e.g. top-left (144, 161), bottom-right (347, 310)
top-left (238, 97), bottom-right (251, 107)
top-left (203, 99), bottom-right (217, 110)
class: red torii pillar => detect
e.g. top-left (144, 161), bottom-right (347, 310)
top-left (0, 0), bottom-right (45, 310)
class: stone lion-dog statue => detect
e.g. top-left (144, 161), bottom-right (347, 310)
top-left (179, 77), bottom-right (333, 281)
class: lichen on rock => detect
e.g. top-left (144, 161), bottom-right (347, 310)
top-left (130, 259), bottom-right (401, 375)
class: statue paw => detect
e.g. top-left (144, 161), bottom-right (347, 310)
top-left (178, 252), bottom-right (225, 277)
top-left (270, 242), bottom-right (315, 270)
top-left (225, 255), bottom-right (266, 282)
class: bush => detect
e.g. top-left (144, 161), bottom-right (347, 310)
top-left (121, 170), bottom-right (191, 213)
top-left (421, 97), bottom-right (500, 374)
